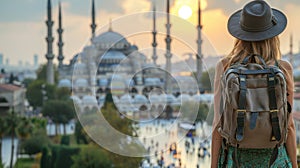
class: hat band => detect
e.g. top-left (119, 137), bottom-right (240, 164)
top-left (240, 15), bottom-right (278, 32)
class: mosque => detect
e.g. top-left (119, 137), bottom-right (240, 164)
top-left (45, 0), bottom-right (213, 114)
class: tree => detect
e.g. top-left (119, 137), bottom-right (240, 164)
top-left (21, 129), bottom-right (51, 157)
top-left (196, 103), bottom-right (209, 123)
top-left (181, 102), bottom-right (209, 123)
top-left (0, 117), bottom-right (8, 166)
top-left (74, 121), bottom-right (89, 144)
top-left (55, 87), bottom-right (71, 101)
top-left (200, 68), bottom-right (215, 92)
top-left (17, 117), bottom-right (34, 140)
top-left (36, 64), bottom-right (59, 83)
top-left (71, 145), bottom-right (112, 168)
top-left (6, 110), bottom-right (19, 168)
top-left (26, 80), bottom-right (56, 108)
top-left (42, 100), bottom-right (75, 135)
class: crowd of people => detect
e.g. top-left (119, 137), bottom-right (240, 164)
top-left (138, 119), bottom-right (211, 168)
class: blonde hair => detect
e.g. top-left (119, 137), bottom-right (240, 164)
top-left (224, 36), bottom-right (282, 69)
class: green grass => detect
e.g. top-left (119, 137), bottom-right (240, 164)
top-left (14, 158), bottom-right (39, 168)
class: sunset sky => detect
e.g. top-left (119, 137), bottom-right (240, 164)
top-left (0, 0), bottom-right (300, 66)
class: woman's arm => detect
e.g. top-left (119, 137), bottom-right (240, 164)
top-left (279, 60), bottom-right (298, 168)
top-left (211, 60), bottom-right (225, 168)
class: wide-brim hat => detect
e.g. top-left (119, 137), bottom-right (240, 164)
top-left (228, 0), bottom-right (287, 41)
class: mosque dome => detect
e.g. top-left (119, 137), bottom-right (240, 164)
top-left (148, 94), bottom-right (161, 103)
top-left (82, 95), bottom-right (98, 105)
top-left (92, 31), bottom-right (130, 50)
top-left (58, 79), bottom-right (71, 88)
top-left (134, 94), bottom-right (149, 104)
top-left (101, 51), bottom-right (126, 61)
top-left (177, 94), bottom-right (192, 102)
top-left (74, 78), bottom-right (89, 87)
top-left (70, 96), bottom-right (81, 104)
top-left (120, 94), bottom-right (133, 103)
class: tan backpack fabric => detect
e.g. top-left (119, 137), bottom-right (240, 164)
top-left (218, 54), bottom-right (289, 149)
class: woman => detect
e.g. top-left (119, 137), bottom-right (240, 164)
top-left (211, 0), bottom-right (298, 167)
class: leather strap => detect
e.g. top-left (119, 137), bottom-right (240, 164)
top-left (236, 75), bottom-right (246, 142)
top-left (268, 70), bottom-right (281, 141)
top-left (250, 112), bottom-right (258, 130)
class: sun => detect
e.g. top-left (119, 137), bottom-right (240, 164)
top-left (178, 5), bottom-right (193, 20)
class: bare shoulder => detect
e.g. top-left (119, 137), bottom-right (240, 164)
top-left (216, 57), bottom-right (229, 71)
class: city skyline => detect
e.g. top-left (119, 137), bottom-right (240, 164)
top-left (0, 0), bottom-right (300, 65)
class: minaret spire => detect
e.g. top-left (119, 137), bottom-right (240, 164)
top-left (45, 0), bottom-right (54, 84)
top-left (57, 1), bottom-right (64, 68)
top-left (108, 18), bottom-right (113, 31)
top-left (165, 0), bottom-right (172, 94)
top-left (152, 0), bottom-right (158, 65)
top-left (196, 0), bottom-right (203, 92)
top-left (289, 34), bottom-right (294, 67)
top-left (91, 0), bottom-right (97, 38)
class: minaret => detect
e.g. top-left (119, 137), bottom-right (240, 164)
top-left (165, 0), bottom-right (172, 94)
top-left (91, 0), bottom-right (97, 39)
top-left (57, 1), bottom-right (64, 68)
top-left (45, 0), bottom-right (54, 84)
top-left (196, 0), bottom-right (203, 91)
top-left (152, 0), bottom-right (158, 65)
top-left (289, 34), bottom-right (293, 67)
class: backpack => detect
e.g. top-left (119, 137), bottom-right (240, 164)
top-left (218, 54), bottom-right (289, 166)
top-left (218, 54), bottom-right (289, 167)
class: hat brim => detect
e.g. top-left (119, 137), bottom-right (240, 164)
top-left (227, 9), bottom-right (287, 41)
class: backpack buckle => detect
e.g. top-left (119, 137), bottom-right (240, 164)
top-left (236, 109), bottom-right (246, 113)
top-left (270, 110), bottom-right (278, 113)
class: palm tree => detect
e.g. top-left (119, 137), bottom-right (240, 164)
top-left (7, 109), bottom-right (19, 168)
top-left (0, 117), bottom-right (8, 166)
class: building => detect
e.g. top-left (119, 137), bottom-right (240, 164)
top-left (47, 0), bottom-right (211, 117)
top-left (0, 84), bottom-right (26, 115)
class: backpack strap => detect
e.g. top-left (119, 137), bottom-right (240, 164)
top-left (268, 69), bottom-right (281, 141)
top-left (236, 74), bottom-right (247, 142)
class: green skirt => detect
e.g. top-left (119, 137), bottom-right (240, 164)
top-left (218, 145), bottom-right (292, 168)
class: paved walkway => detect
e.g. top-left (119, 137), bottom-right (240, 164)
top-left (137, 119), bottom-right (212, 168)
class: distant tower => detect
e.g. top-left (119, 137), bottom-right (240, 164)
top-left (34, 54), bottom-right (38, 67)
top-left (0, 53), bottom-right (3, 65)
top-left (91, 0), bottom-right (97, 39)
top-left (5, 58), bottom-right (9, 66)
top-left (152, 0), bottom-right (158, 65)
top-left (45, 0), bottom-right (55, 84)
top-left (165, 0), bottom-right (172, 94)
top-left (57, 1), bottom-right (64, 68)
top-left (19, 60), bottom-right (23, 67)
top-left (196, 0), bottom-right (203, 91)
top-left (289, 34), bottom-right (293, 67)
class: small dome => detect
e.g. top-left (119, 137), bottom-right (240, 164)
top-left (166, 94), bottom-right (176, 103)
top-left (82, 95), bottom-right (98, 105)
top-left (70, 96), bottom-right (81, 104)
top-left (134, 95), bottom-right (149, 104)
top-left (149, 94), bottom-right (161, 103)
top-left (98, 95), bottom-right (106, 103)
top-left (99, 79), bottom-right (108, 87)
top-left (120, 94), bottom-right (133, 103)
top-left (125, 79), bottom-right (135, 87)
top-left (144, 78), bottom-right (161, 86)
top-left (192, 94), bottom-right (213, 102)
top-left (177, 94), bottom-right (192, 102)
top-left (58, 79), bottom-right (71, 88)
top-left (74, 78), bottom-right (88, 87)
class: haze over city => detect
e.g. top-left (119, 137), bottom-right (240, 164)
top-left (1, 0), bottom-right (300, 66)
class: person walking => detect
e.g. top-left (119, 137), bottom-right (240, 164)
top-left (211, 0), bottom-right (297, 167)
